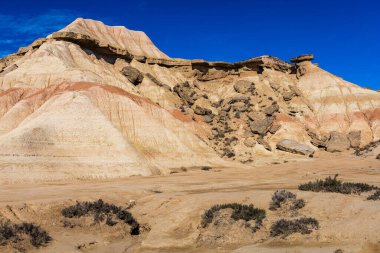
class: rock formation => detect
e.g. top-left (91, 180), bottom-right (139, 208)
top-left (0, 18), bottom-right (379, 181)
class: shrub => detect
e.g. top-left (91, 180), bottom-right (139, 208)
top-left (201, 203), bottom-right (266, 232)
top-left (0, 220), bottom-right (51, 248)
top-left (298, 174), bottom-right (378, 195)
top-left (61, 199), bottom-right (140, 235)
top-left (270, 217), bottom-right (319, 237)
top-left (367, 190), bottom-right (380, 201)
top-left (269, 190), bottom-right (305, 211)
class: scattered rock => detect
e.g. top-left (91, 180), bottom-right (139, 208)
top-left (347, 130), bottom-right (361, 148)
top-left (204, 115), bottom-right (213, 123)
top-left (276, 139), bottom-right (315, 156)
top-left (234, 80), bottom-right (255, 94)
top-left (244, 137), bottom-right (256, 147)
top-left (283, 90), bottom-right (296, 101)
top-left (247, 111), bottom-right (266, 121)
top-left (194, 105), bottom-right (212, 115)
top-left (249, 117), bottom-right (274, 136)
top-left (264, 103), bottom-right (279, 116)
top-left (257, 137), bottom-right (272, 151)
top-left (223, 148), bottom-right (235, 158)
top-left (269, 124), bottom-right (281, 134)
top-left (233, 102), bottom-right (249, 112)
top-left (326, 131), bottom-right (351, 152)
top-left (121, 66), bottom-right (144, 85)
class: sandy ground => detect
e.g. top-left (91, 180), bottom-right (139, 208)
top-left (0, 152), bottom-right (379, 253)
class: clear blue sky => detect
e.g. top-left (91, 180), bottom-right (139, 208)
top-left (1, 0), bottom-right (379, 89)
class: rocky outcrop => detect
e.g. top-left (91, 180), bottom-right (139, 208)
top-left (0, 17), bottom-right (379, 180)
top-left (290, 54), bottom-right (314, 63)
top-left (326, 132), bottom-right (351, 152)
top-left (276, 139), bottom-right (315, 156)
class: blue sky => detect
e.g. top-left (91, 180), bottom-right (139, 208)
top-left (1, 0), bottom-right (379, 89)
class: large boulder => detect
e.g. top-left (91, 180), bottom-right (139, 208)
top-left (276, 139), bottom-right (315, 156)
top-left (121, 66), bottom-right (144, 85)
top-left (233, 80), bottom-right (255, 94)
top-left (348, 130), bottom-right (361, 148)
top-left (326, 131), bottom-right (351, 152)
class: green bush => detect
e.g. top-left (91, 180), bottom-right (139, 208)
top-left (270, 217), bottom-right (319, 237)
top-left (201, 203), bottom-right (266, 232)
top-left (0, 220), bottom-right (51, 248)
top-left (367, 190), bottom-right (380, 201)
top-left (62, 199), bottom-right (140, 235)
top-left (298, 174), bottom-right (378, 194)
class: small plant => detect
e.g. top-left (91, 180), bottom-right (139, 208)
top-left (61, 199), bottom-right (140, 235)
top-left (298, 174), bottom-right (378, 195)
top-left (201, 203), bottom-right (266, 232)
top-left (0, 220), bottom-right (52, 248)
top-left (270, 217), bottom-right (319, 237)
top-left (269, 190), bottom-right (305, 211)
top-left (367, 190), bottom-right (380, 201)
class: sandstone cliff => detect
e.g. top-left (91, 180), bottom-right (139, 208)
top-left (0, 18), bottom-right (379, 181)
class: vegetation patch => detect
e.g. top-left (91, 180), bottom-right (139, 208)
top-left (269, 190), bottom-right (305, 211)
top-left (298, 174), bottom-right (378, 194)
top-left (201, 203), bottom-right (266, 232)
top-left (367, 190), bottom-right (380, 201)
top-left (0, 220), bottom-right (51, 250)
top-left (270, 217), bottom-right (319, 237)
top-left (61, 199), bottom-right (140, 235)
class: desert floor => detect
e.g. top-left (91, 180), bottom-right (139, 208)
top-left (0, 152), bottom-right (379, 253)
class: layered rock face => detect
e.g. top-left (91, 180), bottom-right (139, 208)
top-left (0, 18), bottom-right (379, 181)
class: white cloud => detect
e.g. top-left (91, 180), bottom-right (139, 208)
top-left (0, 9), bottom-right (82, 54)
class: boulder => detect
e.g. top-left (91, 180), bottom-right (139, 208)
top-left (348, 131), bottom-right (361, 148)
top-left (264, 103), bottom-right (279, 116)
top-left (233, 102), bottom-right (249, 112)
top-left (247, 111), bottom-right (266, 121)
top-left (194, 105), bottom-right (212, 115)
top-left (204, 115), bottom-right (213, 123)
top-left (121, 66), bottom-right (144, 85)
top-left (249, 117), bottom-right (273, 135)
top-left (234, 80), bottom-right (255, 94)
top-left (244, 137), bottom-right (256, 147)
top-left (326, 131), bottom-right (351, 152)
top-left (283, 91), bottom-right (296, 101)
top-left (276, 139), bottom-right (315, 156)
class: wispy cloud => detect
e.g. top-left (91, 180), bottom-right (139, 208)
top-left (0, 9), bottom-right (82, 57)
